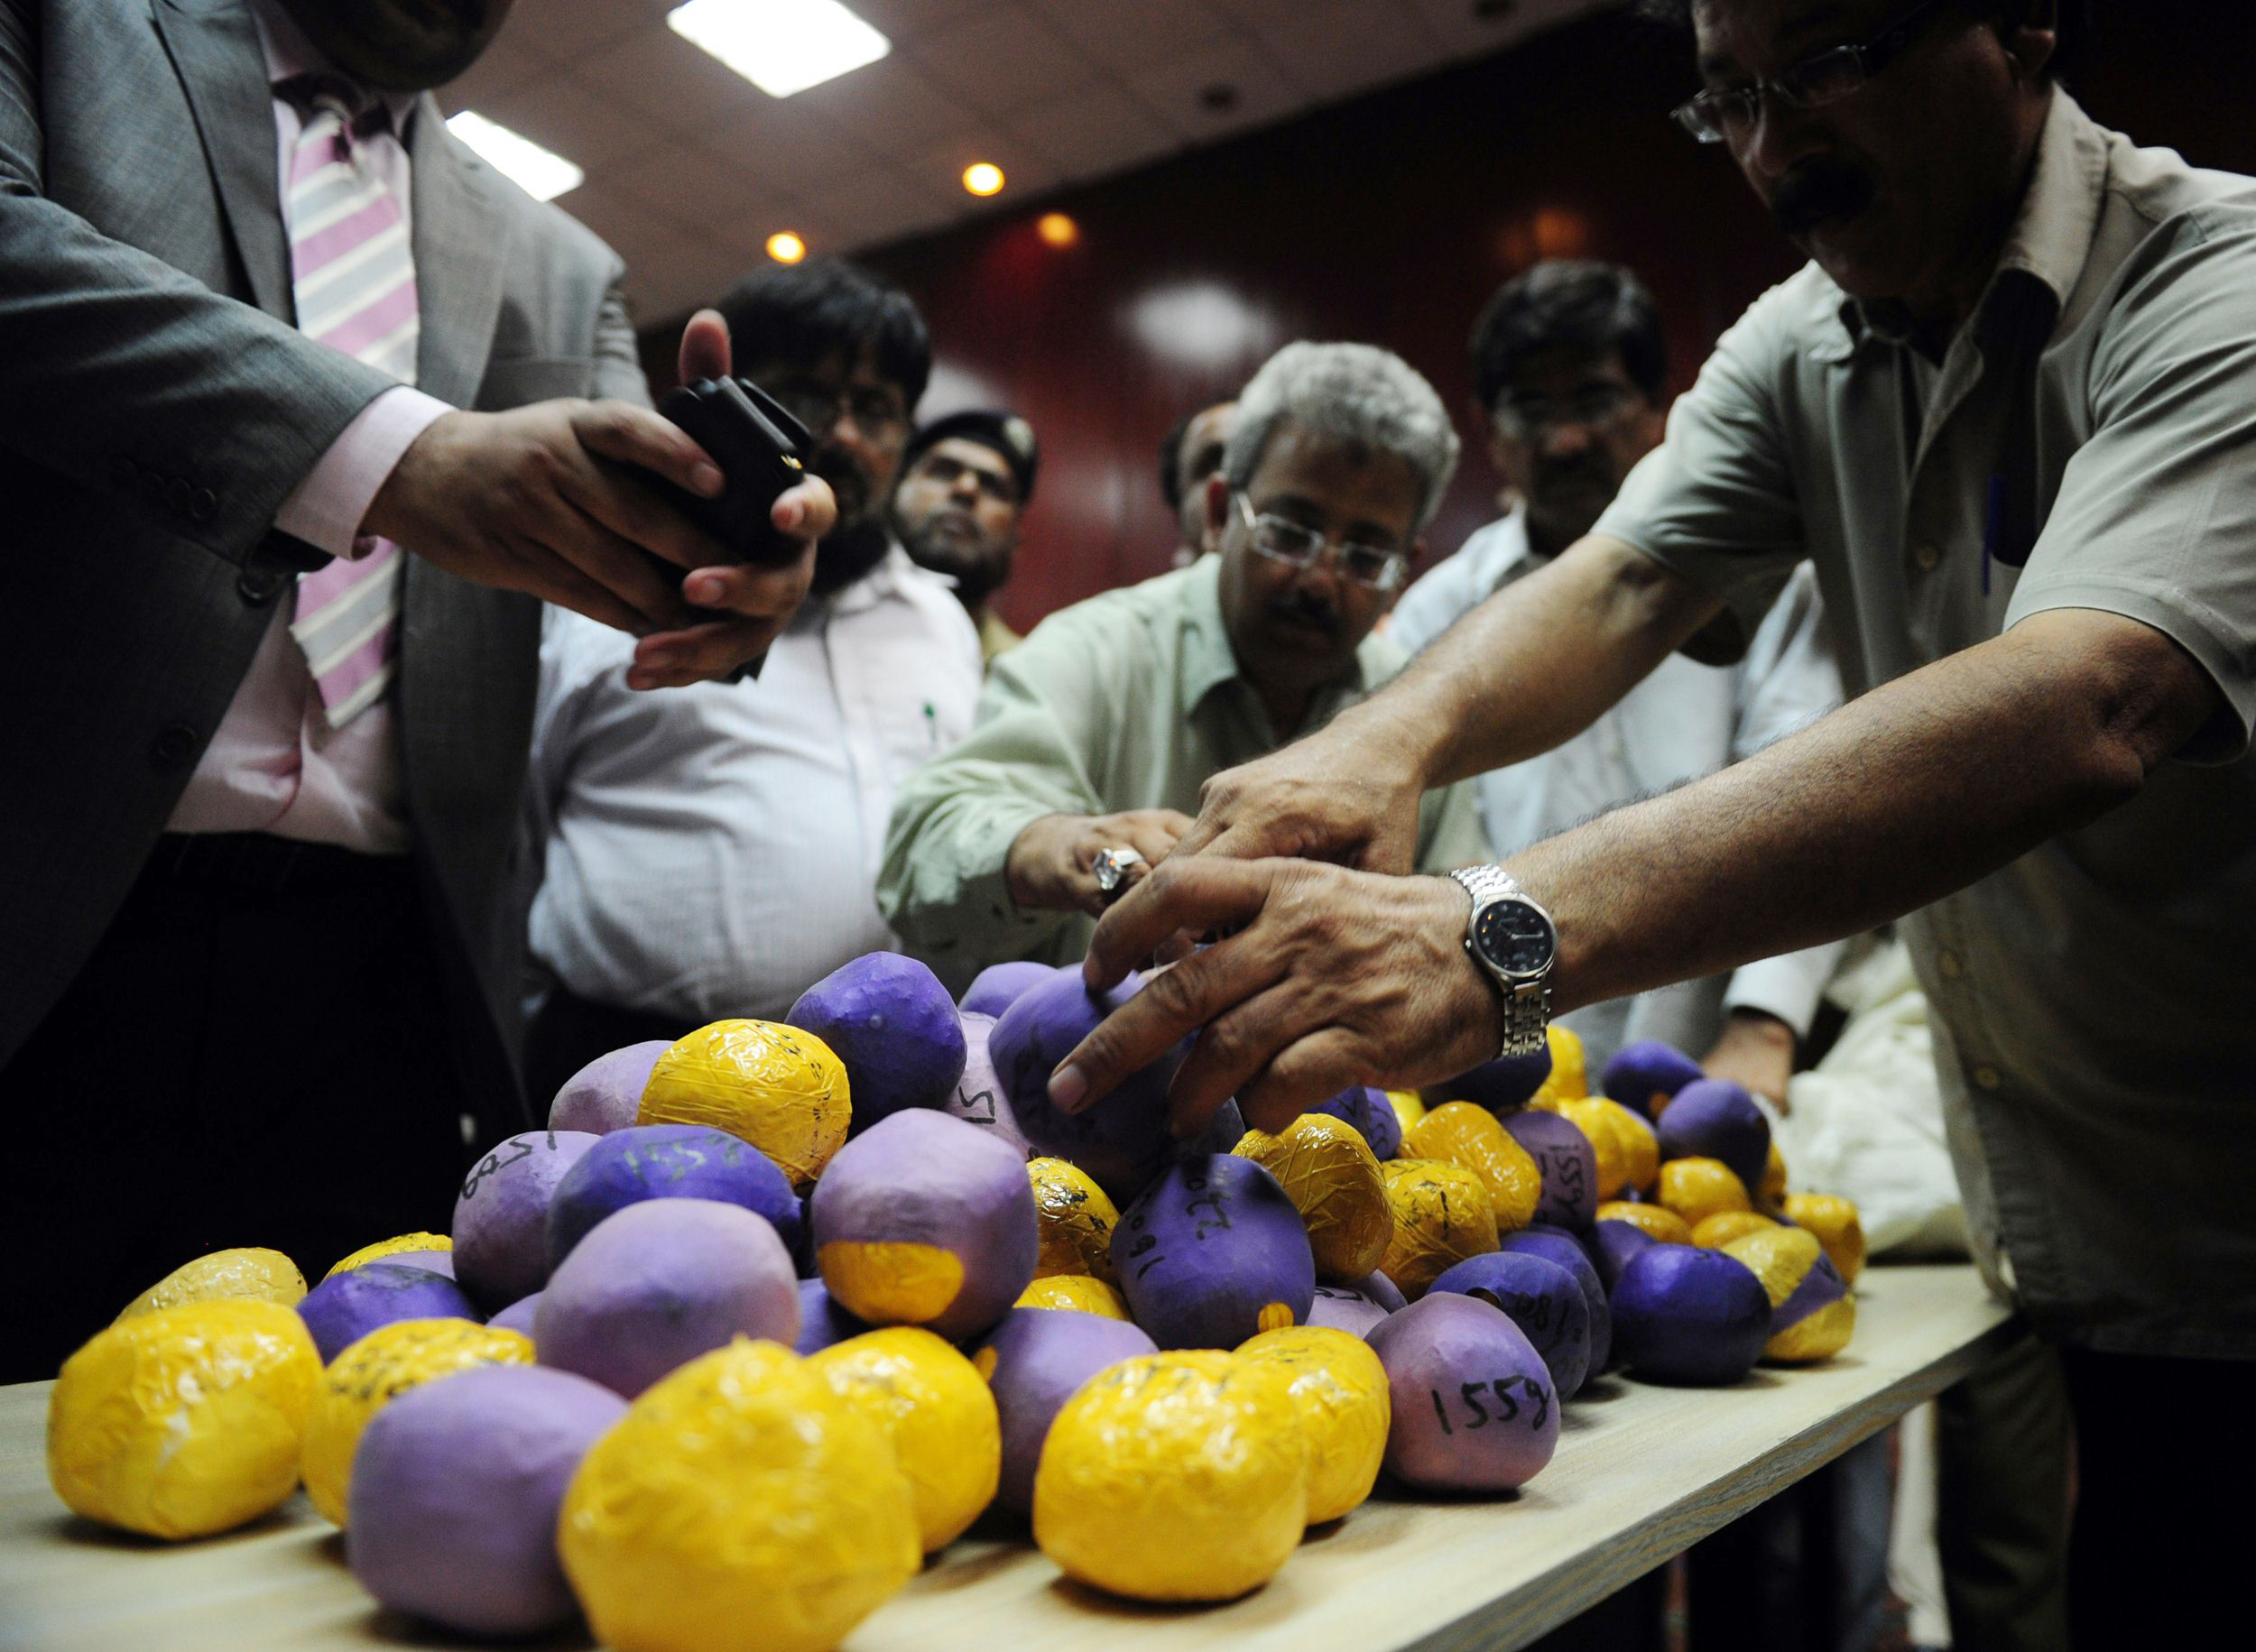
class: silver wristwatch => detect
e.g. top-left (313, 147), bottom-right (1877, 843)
top-left (1447, 865), bottom-right (1557, 1059)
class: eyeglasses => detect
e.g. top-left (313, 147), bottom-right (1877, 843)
top-left (1492, 383), bottom-right (1644, 439)
top-left (1234, 493), bottom-right (1408, 591)
top-left (1671, 0), bottom-right (1951, 144)
top-left (767, 379), bottom-right (910, 438)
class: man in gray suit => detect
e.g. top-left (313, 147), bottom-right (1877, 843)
top-left (0, 0), bottom-right (835, 1373)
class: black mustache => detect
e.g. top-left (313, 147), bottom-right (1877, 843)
top-left (1771, 161), bottom-right (1876, 235)
top-left (1268, 592), bottom-right (1342, 637)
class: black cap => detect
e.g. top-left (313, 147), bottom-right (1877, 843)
top-left (902, 409), bottom-right (1040, 506)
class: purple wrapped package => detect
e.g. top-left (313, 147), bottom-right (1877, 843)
top-left (972, 1306), bottom-right (1157, 1513)
top-left (1601, 1039), bottom-right (1706, 1120)
top-left (1498, 1227), bottom-right (1612, 1374)
top-left (1429, 1251), bottom-right (1592, 1399)
top-left (1611, 1243), bottom-right (1773, 1385)
top-left (347, 1364), bottom-right (626, 1635)
top-left (990, 968), bottom-right (1190, 1201)
top-left (450, 1131), bottom-right (601, 1312)
top-left (298, 1263), bottom-right (479, 1364)
top-left (545, 1123), bottom-right (800, 1269)
top-left (1498, 1109), bottom-right (1599, 1232)
top-left (789, 953), bottom-right (967, 1133)
top-left (942, 1012), bottom-right (1032, 1158)
top-left (1308, 1084), bottom-right (1402, 1160)
top-left (1367, 1292), bottom-right (1559, 1491)
top-left (547, 1041), bottom-right (669, 1136)
top-left (535, 1198), bottom-right (798, 1396)
top-left (1112, 1155), bottom-right (1315, 1349)
top-left (1654, 1078), bottom-right (1771, 1194)
top-left (960, 961), bottom-right (1055, 1020)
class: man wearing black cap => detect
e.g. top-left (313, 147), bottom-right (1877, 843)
top-left (892, 410), bottom-right (1040, 666)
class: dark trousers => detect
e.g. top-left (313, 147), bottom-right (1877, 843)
top-left (1937, 1329), bottom-right (2072, 1652)
top-left (521, 981), bottom-right (689, 1120)
top-left (2058, 1344), bottom-right (2253, 1646)
top-left (1684, 1431), bottom-right (1895, 1652)
top-left (0, 835), bottom-right (473, 1382)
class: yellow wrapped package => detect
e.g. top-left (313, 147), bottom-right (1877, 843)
top-left (1558, 1100), bottom-right (1631, 1201)
top-left (115, 1247), bottom-right (307, 1321)
top-left (1027, 1157), bottom-right (1121, 1283)
top-left (1724, 1226), bottom-right (1857, 1362)
top-left (560, 1339), bottom-right (919, 1652)
top-left (809, 1327), bottom-right (1001, 1552)
top-left (1377, 1157), bottom-right (1500, 1296)
top-left (323, 1232), bottom-right (451, 1279)
top-left (1402, 1102), bottom-right (1542, 1234)
top-left (1015, 1274), bottom-right (1132, 1319)
top-left (301, 1317), bottom-right (534, 1526)
top-left (1384, 1088), bottom-right (1428, 1137)
top-left (48, 1300), bottom-right (319, 1539)
top-left (640, 1020), bottom-right (850, 1187)
top-left (1785, 1193), bottom-right (1867, 1286)
top-left (1657, 1156), bottom-right (1752, 1229)
top-left (1034, 1351), bottom-right (1308, 1601)
top-left (1526, 1025), bottom-right (1589, 1109)
top-left (1758, 1142), bottom-right (1789, 1215)
top-left (1595, 1201), bottom-right (1694, 1244)
top-left (1237, 1326), bottom-right (1390, 1524)
top-left (1692, 1211), bottom-right (1779, 1250)
top-left (1234, 1115), bottom-right (1392, 1282)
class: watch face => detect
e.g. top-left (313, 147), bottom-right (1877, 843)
top-left (1473, 898), bottom-right (1556, 980)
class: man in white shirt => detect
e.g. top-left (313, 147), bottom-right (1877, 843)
top-left (1390, 260), bottom-right (1845, 1102)
top-left (523, 261), bottom-right (981, 1100)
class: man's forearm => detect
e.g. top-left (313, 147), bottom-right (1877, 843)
top-left (1351, 535), bottom-right (1724, 788)
top-left (1512, 609), bottom-right (2220, 1013)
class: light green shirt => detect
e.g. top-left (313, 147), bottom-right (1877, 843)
top-left (1594, 90), bottom-right (2256, 1357)
top-left (880, 555), bottom-right (1493, 968)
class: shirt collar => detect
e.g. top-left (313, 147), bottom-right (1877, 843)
top-left (1177, 552), bottom-right (1385, 720)
top-left (1826, 87), bottom-right (2104, 361)
top-left (251, 0), bottom-right (419, 132)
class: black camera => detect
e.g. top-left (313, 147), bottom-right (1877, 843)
top-left (646, 375), bottom-right (815, 566)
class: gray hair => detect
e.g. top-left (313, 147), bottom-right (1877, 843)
top-left (1223, 341), bottom-right (1462, 531)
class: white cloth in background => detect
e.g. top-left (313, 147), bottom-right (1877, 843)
top-left (1775, 938), bottom-right (1971, 1260)
top-left (1388, 508), bottom-right (1847, 1066)
top-left (526, 545), bottom-right (983, 1022)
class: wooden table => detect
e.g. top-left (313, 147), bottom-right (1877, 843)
top-left (0, 1264), bottom-right (2011, 1652)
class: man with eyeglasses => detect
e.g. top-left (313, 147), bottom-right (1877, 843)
top-left (891, 409), bottom-right (1040, 666)
top-left (1053, 3), bottom-right (2254, 1636)
top-left (878, 342), bottom-right (1489, 970)
top-left (521, 258), bottom-right (982, 1097)
top-left (1391, 260), bottom-right (1845, 1098)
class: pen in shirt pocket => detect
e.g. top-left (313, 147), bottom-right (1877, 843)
top-left (923, 700), bottom-right (939, 752)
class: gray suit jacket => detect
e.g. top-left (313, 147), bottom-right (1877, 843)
top-left (0, 0), bottom-right (652, 1128)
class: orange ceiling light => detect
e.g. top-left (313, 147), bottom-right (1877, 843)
top-left (766, 231), bottom-right (807, 264)
top-left (962, 162), bottom-right (1005, 197)
top-left (1036, 212), bottom-right (1078, 247)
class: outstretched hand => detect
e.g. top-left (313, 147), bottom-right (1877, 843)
top-left (1051, 856), bottom-right (1504, 1135)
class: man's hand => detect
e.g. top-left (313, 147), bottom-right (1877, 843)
top-left (1170, 717), bottom-right (1428, 872)
top-left (360, 308), bottom-right (832, 687)
top-left (1005, 809), bottom-right (1196, 917)
top-left (1701, 1008), bottom-right (1797, 1112)
top-left (1050, 857), bottom-right (1504, 1135)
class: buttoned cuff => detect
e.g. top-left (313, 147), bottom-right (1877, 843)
top-left (273, 386), bottom-right (452, 559)
top-left (1722, 944), bottom-right (1843, 1039)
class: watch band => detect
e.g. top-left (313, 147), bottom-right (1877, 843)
top-left (1448, 865), bottom-right (1553, 1059)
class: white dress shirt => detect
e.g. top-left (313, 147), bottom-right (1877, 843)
top-left (528, 546), bottom-right (984, 1022)
top-left (1388, 508), bottom-right (1847, 1065)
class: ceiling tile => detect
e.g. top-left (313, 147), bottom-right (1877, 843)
top-left (1008, 84), bottom-right (1182, 182)
top-left (1244, 0), bottom-right (1446, 103)
top-left (720, 103), bottom-right (884, 188)
top-left (1026, 0), bottom-right (1234, 73)
top-left (600, 141), bottom-right (804, 234)
top-left (561, 179), bottom-right (695, 266)
top-left (1409, 0), bottom-right (1612, 60)
top-left (843, 0), bottom-right (992, 44)
top-left (562, 26), bottom-right (770, 134)
top-left (532, 0), bottom-right (676, 68)
top-left (435, 33), bottom-right (559, 118)
top-left (785, 54), bottom-right (985, 154)
top-left (901, 3), bottom-right (1096, 117)
top-left (478, 74), bottom-right (669, 173)
top-left (1122, 33), bottom-right (1302, 141)
top-left (625, 231), bottom-right (770, 328)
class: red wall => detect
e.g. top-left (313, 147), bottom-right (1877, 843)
top-left (644, 6), bottom-right (2256, 637)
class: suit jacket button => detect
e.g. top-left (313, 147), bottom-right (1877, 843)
top-left (167, 476), bottom-right (196, 517)
top-left (190, 486), bottom-right (219, 523)
top-left (236, 569), bottom-right (285, 605)
top-left (150, 724), bottom-right (200, 767)
top-left (109, 457), bottom-right (140, 490)
top-left (138, 470), bottom-right (169, 507)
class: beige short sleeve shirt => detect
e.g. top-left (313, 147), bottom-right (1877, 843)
top-left (1593, 90), bottom-right (2256, 1356)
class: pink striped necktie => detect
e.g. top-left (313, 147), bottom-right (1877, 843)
top-left (283, 78), bottom-right (417, 728)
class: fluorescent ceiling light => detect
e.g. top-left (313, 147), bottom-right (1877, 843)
top-left (444, 111), bottom-right (584, 201)
top-left (669, 0), bottom-right (892, 98)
